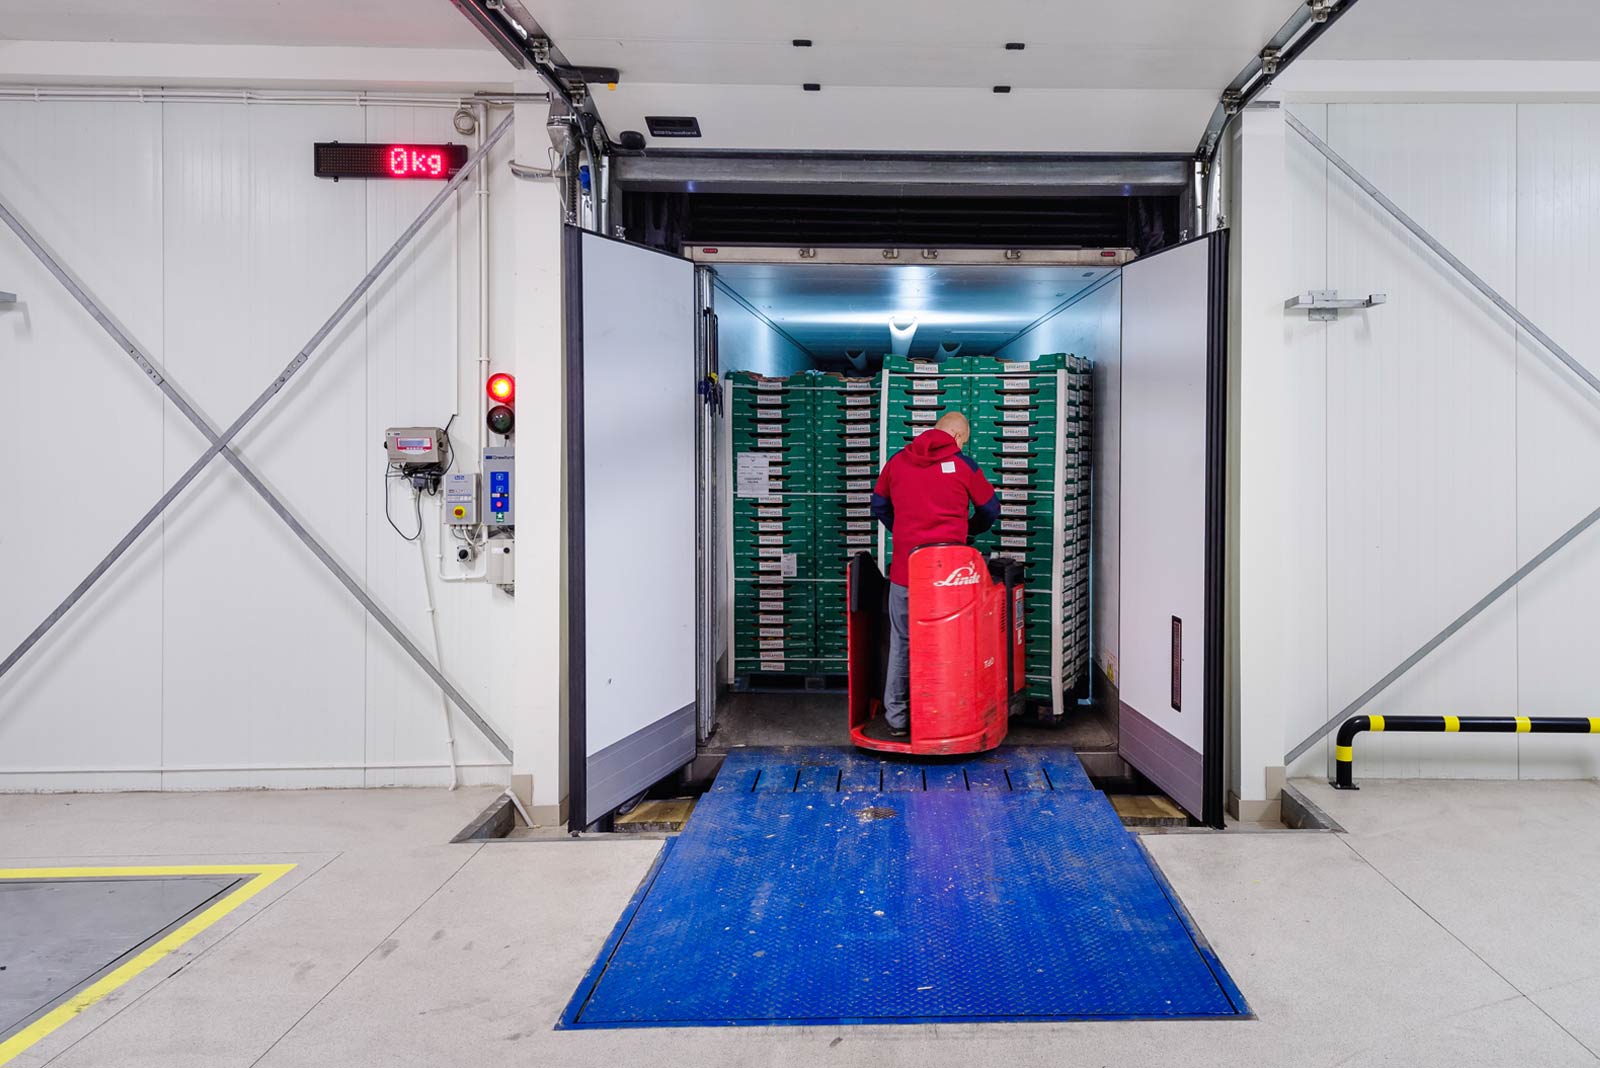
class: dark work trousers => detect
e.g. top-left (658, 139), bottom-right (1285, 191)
top-left (884, 582), bottom-right (911, 729)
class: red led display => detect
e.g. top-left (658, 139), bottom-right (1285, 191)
top-left (314, 142), bottom-right (468, 181)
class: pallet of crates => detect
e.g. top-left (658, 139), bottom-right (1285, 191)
top-left (728, 372), bottom-right (821, 688)
top-left (968, 353), bottom-right (1066, 716)
top-left (1060, 356), bottom-right (1094, 694)
top-left (879, 353), bottom-right (977, 569)
top-left (811, 373), bottom-right (882, 678)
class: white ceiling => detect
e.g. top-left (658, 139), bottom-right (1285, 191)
top-left (0, 0), bottom-right (492, 50)
top-left (716, 262), bottom-right (1114, 362)
top-left (1313, 0), bottom-right (1600, 61)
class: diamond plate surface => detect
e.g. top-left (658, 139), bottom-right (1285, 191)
top-left (562, 746), bottom-right (1247, 1028)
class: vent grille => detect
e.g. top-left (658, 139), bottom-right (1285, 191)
top-left (645, 116), bottom-right (702, 138)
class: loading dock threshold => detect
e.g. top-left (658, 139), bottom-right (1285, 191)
top-left (560, 746), bottom-right (1249, 1028)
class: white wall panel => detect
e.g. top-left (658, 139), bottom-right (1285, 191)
top-left (158, 102), bottom-right (370, 788)
top-left (1279, 104), bottom-right (1333, 780)
top-left (0, 101), bottom-right (167, 789)
top-left (0, 98), bottom-right (515, 790)
top-left (1323, 104), bottom-right (1520, 780)
top-left (1514, 104), bottom-right (1600, 779)
top-left (361, 105), bottom-right (510, 784)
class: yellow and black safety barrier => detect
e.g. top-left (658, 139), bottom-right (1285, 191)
top-left (1334, 714), bottom-right (1600, 789)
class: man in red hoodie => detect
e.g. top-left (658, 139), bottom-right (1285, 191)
top-left (867, 411), bottom-right (1000, 738)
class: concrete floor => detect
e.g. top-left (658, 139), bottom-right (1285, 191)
top-left (1, 779), bottom-right (1597, 1067)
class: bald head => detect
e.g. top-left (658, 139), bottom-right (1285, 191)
top-left (934, 411), bottom-right (971, 450)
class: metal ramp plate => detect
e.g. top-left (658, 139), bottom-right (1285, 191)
top-left (561, 747), bottom-right (1249, 1028)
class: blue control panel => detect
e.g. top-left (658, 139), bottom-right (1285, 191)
top-left (482, 448), bottom-right (514, 527)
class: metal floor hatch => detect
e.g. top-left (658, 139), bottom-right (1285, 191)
top-left (560, 746), bottom-right (1249, 1028)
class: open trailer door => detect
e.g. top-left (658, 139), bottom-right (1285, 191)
top-left (566, 228), bottom-right (698, 831)
top-left (1117, 232), bottom-right (1228, 828)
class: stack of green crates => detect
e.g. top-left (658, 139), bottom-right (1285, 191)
top-left (726, 356), bottom-right (1091, 703)
top-left (729, 372), bottom-right (817, 678)
top-left (811, 373), bottom-right (880, 669)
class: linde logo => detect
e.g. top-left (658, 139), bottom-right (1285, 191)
top-left (932, 564), bottom-right (981, 587)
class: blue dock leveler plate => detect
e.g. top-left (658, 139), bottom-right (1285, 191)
top-left (560, 747), bottom-right (1250, 1028)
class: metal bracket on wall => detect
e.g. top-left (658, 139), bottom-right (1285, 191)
top-left (0, 115), bottom-right (516, 762)
top-left (1285, 290), bottom-right (1387, 321)
top-left (0, 290), bottom-right (15, 303)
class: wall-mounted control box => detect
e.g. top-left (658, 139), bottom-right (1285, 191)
top-left (483, 447), bottom-right (514, 528)
top-left (384, 426), bottom-right (447, 466)
top-left (485, 539), bottom-right (514, 588)
top-left (444, 472), bottom-right (479, 526)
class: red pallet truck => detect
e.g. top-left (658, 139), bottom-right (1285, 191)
top-left (847, 543), bottom-right (1026, 755)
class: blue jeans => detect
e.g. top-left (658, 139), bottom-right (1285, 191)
top-left (884, 582), bottom-right (911, 730)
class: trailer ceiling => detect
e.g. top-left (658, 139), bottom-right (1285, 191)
top-left (532, 0), bottom-right (1300, 153)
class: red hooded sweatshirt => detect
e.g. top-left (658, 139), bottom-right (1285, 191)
top-left (870, 428), bottom-right (1000, 585)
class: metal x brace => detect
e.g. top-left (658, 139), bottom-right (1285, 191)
top-left (0, 114), bottom-right (514, 760)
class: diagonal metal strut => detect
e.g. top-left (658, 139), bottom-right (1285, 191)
top-left (1283, 111), bottom-right (1600, 765)
top-left (0, 114), bottom-right (514, 760)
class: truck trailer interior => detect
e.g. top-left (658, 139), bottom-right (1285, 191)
top-left (565, 225), bottom-right (1228, 832)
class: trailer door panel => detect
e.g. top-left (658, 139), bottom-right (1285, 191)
top-left (566, 228), bottom-right (698, 830)
top-left (1117, 233), bottom-right (1228, 827)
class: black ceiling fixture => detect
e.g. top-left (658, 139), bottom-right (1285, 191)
top-left (803, 83), bottom-right (821, 92)
top-left (1005, 42), bottom-right (1025, 50)
top-left (792, 39), bottom-right (813, 47)
top-left (993, 85), bottom-right (1012, 94)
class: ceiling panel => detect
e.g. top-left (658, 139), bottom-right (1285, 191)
top-left (0, 0), bottom-right (491, 49)
top-left (715, 261), bottom-right (1115, 362)
top-left (1312, 0), bottom-right (1600, 61)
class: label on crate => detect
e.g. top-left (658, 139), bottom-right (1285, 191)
top-left (844, 394), bottom-right (874, 406)
top-left (844, 465), bottom-right (873, 476)
top-left (910, 395), bottom-right (943, 407)
top-left (844, 520), bottom-right (873, 532)
top-left (759, 639), bottom-right (785, 650)
top-left (844, 534), bottom-right (874, 546)
top-left (847, 493), bottom-right (871, 504)
top-left (758, 614), bottom-right (785, 625)
top-left (1001, 394), bottom-right (1034, 407)
top-left (757, 534), bottom-right (787, 546)
top-left (1000, 504), bottom-right (1029, 517)
top-left (999, 536), bottom-right (1030, 549)
top-left (1000, 410), bottom-right (1033, 423)
top-left (754, 380), bottom-right (787, 391)
top-left (1000, 473), bottom-right (1032, 486)
top-left (754, 393), bottom-right (785, 405)
top-left (757, 586), bottom-right (784, 598)
top-left (844, 379), bottom-right (875, 391)
top-left (757, 546), bottom-right (784, 558)
top-left (909, 412), bottom-right (939, 425)
top-left (756, 521), bottom-right (785, 533)
top-left (912, 363), bottom-right (939, 375)
top-left (757, 560), bottom-right (782, 572)
top-left (844, 480), bottom-right (872, 491)
top-left (735, 452), bottom-right (775, 498)
top-left (998, 379), bottom-right (1034, 392)
top-left (759, 627), bottom-right (786, 638)
top-left (910, 378), bottom-right (942, 392)
top-left (1000, 457), bottom-right (1032, 470)
top-left (842, 438), bottom-right (872, 451)
top-left (1001, 441), bottom-right (1031, 453)
top-left (996, 487), bottom-right (1029, 500)
top-left (752, 408), bottom-right (786, 421)
top-left (1000, 425), bottom-right (1032, 438)
top-left (1001, 361), bottom-right (1032, 373)
top-left (781, 552), bottom-right (798, 578)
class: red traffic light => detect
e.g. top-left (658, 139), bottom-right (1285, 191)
top-left (486, 372), bottom-right (515, 404)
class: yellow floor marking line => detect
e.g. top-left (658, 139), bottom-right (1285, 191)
top-left (0, 863), bottom-right (295, 1066)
